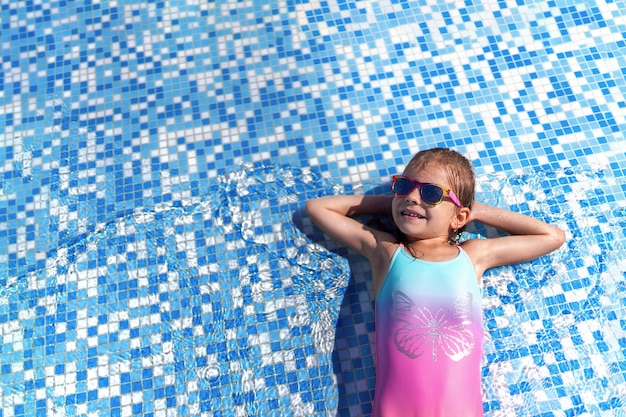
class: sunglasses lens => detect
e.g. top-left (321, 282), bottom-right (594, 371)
top-left (420, 184), bottom-right (444, 204)
top-left (393, 177), bottom-right (415, 195)
top-left (393, 177), bottom-right (449, 205)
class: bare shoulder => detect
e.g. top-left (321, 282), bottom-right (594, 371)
top-left (368, 239), bottom-right (400, 297)
top-left (459, 237), bottom-right (488, 255)
top-left (459, 237), bottom-right (497, 280)
top-left (460, 230), bottom-right (564, 280)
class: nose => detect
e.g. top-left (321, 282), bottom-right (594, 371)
top-left (404, 186), bottom-right (422, 204)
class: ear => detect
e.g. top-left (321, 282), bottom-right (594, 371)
top-left (451, 207), bottom-right (471, 230)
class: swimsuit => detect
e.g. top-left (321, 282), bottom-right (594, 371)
top-left (373, 245), bottom-right (484, 417)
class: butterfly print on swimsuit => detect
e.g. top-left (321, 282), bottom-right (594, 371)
top-left (392, 290), bottom-right (475, 361)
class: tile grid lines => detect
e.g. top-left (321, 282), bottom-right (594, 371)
top-left (1, 0), bottom-right (626, 416)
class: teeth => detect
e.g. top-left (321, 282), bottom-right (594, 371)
top-left (404, 211), bottom-right (422, 218)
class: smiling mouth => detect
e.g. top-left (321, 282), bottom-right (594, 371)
top-left (401, 210), bottom-right (425, 219)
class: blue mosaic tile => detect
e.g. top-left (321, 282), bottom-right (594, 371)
top-left (2, 0), bottom-right (626, 415)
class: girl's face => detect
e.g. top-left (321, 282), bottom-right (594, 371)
top-left (391, 163), bottom-right (461, 243)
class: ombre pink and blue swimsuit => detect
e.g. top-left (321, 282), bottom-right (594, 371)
top-left (373, 245), bottom-right (484, 417)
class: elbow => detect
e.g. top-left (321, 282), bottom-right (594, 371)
top-left (305, 198), bottom-right (323, 224)
top-left (552, 226), bottom-right (566, 250)
top-left (304, 199), bottom-right (316, 218)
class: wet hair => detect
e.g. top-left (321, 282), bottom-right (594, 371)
top-left (400, 147), bottom-right (475, 246)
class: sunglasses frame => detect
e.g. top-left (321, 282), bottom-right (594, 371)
top-left (391, 175), bottom-right (462, 207)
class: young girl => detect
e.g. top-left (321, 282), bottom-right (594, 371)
top-left (306, 148), bottom-right (565, 417)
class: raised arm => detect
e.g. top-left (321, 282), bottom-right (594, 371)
top-left (462, 201), bottom-right (566, 277)
top-left (305, 195), bottom-right (395, 258)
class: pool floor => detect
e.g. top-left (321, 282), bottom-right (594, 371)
top-left (1, 0), bottom-right (626, 416)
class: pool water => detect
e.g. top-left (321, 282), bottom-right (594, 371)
top-left (1, 0), bottom-right (626, 416)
